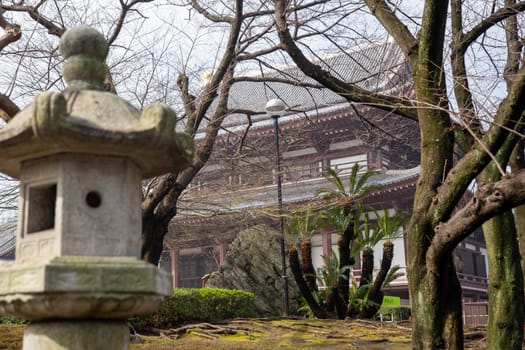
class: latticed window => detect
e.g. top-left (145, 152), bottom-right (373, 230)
top-left (178, 252), bottom-right (217, 288)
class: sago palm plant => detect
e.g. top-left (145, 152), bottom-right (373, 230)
top-left (316, 249), bottom-right (352, 319)
top-left (284, 205), bottom-right (322, 293)
top-left (316, 164), bottom-right (380, 215)
top-left (358, 209), bottom-right (409, 319)
top-left (347, 278), bottom-right (376, 319)
top-left (321, 205), bottom-right (361, 302)
top-left (317, 164), bottom-right (381, 308)
top-left (284, 205), bottom-right (327, 318)
top-left (357, 212), bottom-right (384, 288)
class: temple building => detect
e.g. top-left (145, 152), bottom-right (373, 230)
top-left (160, 39), bottom-right (489, 303)
top-left (0, 38), bottom-right (489, 302)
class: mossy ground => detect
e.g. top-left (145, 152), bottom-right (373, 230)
top-left (0, 324), bottom-right (24, 350)
top-left (0, 319), bottom-right (490, 349)
top-left (130, 319), bottom-right (486, 350)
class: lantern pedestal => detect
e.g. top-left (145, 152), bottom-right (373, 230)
top-left (24, 321), bottom-right (129, 350)
top-left (0, 257), bottom-right (170, 320)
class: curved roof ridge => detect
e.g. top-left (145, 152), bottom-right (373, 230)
top-left (384, 165), bottom-right (421, 176)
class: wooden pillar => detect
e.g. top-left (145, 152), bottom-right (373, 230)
top-left (171, 249), bottom-right (179, 288)
top-left (322, 158), bottom-right (330, 174)
top-left (218, 243), bottom-right (228, 266)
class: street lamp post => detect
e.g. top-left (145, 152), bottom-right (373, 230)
top-left (265, 98), bottom-right (289, 316)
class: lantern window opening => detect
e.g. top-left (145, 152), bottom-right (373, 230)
top-left (85, 190), bottom-right (102, 208)
top-left (26, 183), bottom-right (57, 234)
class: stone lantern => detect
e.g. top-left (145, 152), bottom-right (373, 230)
top-left (0, 26), bottom-right (194, 349)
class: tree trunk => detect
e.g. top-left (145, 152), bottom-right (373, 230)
top-left (409, 254), bottom-right (464, 350)
top-left (332, 286), bottom-right (346, 319)
top-left (359, 248), bottom-right (374, 287)
top-left (289, 245), bottom-right (327, 319)
top-left (141, 213), bottom-right (171, 265)
top-left (510, 141), bottom-right (525, 296)
top-left (514, 204), bottom-right (525, 299)
top-left (513, 205), bottom-right (525, 343)
top-left (408, 203), bottom-right (463, 349)
top-left (483, 211), bottom-right (524, 350)
top-left (407, 1), bottom-right (462, 347)
top-left (359, 241), bottom-right (393, 319)
top-left (300, 239), bottom-right (318, 293)
top-left (141, 169), bottom-right (196, 265)
top-left (479, 159), bottom-right (524, 350)
top-left (337, 219), bottom-right (355, 305)
top-left (324, 292), bottom-right (335, 313)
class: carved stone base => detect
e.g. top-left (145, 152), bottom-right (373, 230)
top-left (0, 256), bottom-right (171, 320)
top-left (0, 292), bottom-right (165, 320)
top-left (23, 320), bottom-right (129, 350)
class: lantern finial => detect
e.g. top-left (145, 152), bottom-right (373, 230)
top-left (59, 26), bottom-right (108, 90)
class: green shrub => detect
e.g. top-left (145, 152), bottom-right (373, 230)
top-left (377, 306), bottom-right (411, 321)
top-left (131, 288), bottom-right (258, 329)
top-left (0, 316), bottom-right (25, 325)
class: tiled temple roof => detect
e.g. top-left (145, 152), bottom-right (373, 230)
top-left (197, 38), bottom-right (412, 137)
top-left (178, 166), bottom-right (420, 219)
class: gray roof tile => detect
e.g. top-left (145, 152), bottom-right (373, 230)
top-left (201, 39), bottom-right (410, 133)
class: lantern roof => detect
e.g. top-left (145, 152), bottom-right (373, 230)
top-left (0, 26), bottom-right (193, 178)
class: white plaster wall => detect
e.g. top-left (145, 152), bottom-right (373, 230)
top-left (373, 236), bottom-right (406, 268)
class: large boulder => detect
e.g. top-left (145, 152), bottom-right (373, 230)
top-left (206, 224), bottom-right (299, 315)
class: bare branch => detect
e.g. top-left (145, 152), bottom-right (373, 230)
top-left (187, 0), bottom-right (244, 134)
top-left (450, 0), bottom-right (479, 149)
top-left (177, 72), bottom-right (196, 119)
top-left (364, 0), bottom-right (418, 65)
top-left (274, 0), bottom-right (418, 121)
top-left (108, 0), bottom-right (154, 45)
top-left (0, 4), bottom-right (65, 36)
top-left (0, 11), bottom-right (21, 51)
top-left (503, 0), bottom-right (523, 88)
top-left (190, 0), bottom-right (234, 23)
top-left (458, 1), bottom-right (525, 54)
top-left (231, 75), bottom-right (322, 89)
top-left (429, 168), bottom-right (525, 261)
top-left (235, 114), bottom-right (252, 156)
top-left (431, 60), bottom-right (525, 224)
top-left (0, 93), bottom-right (20, 122)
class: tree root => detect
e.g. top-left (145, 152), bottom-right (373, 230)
top-left (143, 322), bottom-right (258, 339)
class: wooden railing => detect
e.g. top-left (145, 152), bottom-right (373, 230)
top-left (463, 302), bottom-right (488, 326)
top-left (457, 273), bottom-right (488, 288)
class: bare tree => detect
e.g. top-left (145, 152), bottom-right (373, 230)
top-left (272, 0), bottom-right (525, 349)
top-left (0, 1), bottom-right (294, 266)
top-left (6, 3), bottom-right (525, 349)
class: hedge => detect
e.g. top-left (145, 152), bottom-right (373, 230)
top-left (377, 306), bottom-right (411, 321)
top-left (0, 316), bottom-right (25, 324)
top-left (131, 288), bottom-right (258, 329)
